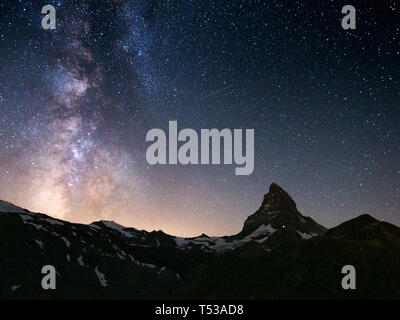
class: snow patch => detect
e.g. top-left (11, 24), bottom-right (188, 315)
top-left (61, 237), bottom-right (70, 247)
top-left (77, 256), bottom-right (85, 266)
top-left (242, 224), bottom-right (276, 242)
top-left (157, 266), bottom-right (166, 275)
top-left (20, 215), bottom-right (47, 231)
top-left (34, 239), bottom-right (44, 249)
top-left (128, 255), bottom-right (157, 269)
top-left (94, 266), bottom-right (108, 287)
top-left (256, 235), bottom-right (271, 243)
top-left (20, 214), bottom-right (33, 223)
top-left (174, 237), bottom-right (189, 247)
top-left (174, 224), bottom-right (277, 252)
top-left (89, 224), bottom-right (101, 230)
top-left (142, 262), bottom-right (157, 269)
top-left (117, 253), bottom-right (126, 260)
top-left (44, 218), bottom-right (64, 226)
top-left (0, 200), bottom-right (26, 213)
top-left (98, 221), bottom-right (137, 238)
top-left (297, 231), bottom-right (317, 240)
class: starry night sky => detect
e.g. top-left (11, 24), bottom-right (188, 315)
top-left (0, 0), bottom-right (398, 236)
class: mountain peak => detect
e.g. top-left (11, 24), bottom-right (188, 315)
top-left (326, 214), bottom-right (380, 240)
top-left (239, 184), bottom-right (326, 240)
top-left (269, 182), bottom-right (284, 193)
top-left (260, 183), bottom-right (297, 213)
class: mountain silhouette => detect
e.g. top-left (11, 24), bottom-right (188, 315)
top-left (1, 184), bottom-right (399, 299)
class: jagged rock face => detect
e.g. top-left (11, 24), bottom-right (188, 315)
top-left (240, 183), bottom-right (326, 242)
top-left (175, 184), bottom-right (326, 250)
top-left (261, 183), bottom-right (298, 213)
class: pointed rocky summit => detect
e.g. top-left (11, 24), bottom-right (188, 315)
top-left (238, 183), bottom-right (326, 241)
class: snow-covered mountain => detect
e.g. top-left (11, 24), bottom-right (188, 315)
top-left (1, 184), bottom-right (400, 299)
top-left (173, 183), bottom-right (326, 252)
top-left (2, 183), bottom-right (325, 255)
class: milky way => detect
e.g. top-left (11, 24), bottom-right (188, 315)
top-left (0, 0), bottom-right (399, 236)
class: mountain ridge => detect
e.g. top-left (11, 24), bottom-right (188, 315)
top-left (0, 183), bottom-right (328, 238)
top-left (1, 183), bottom-right (400, 299)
